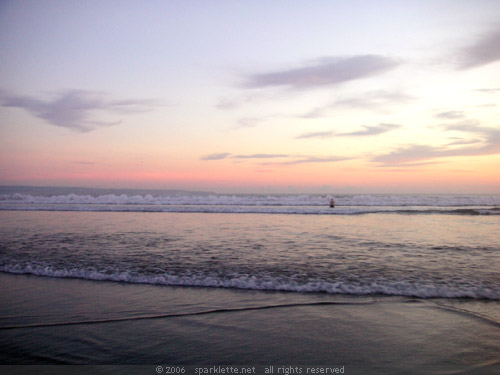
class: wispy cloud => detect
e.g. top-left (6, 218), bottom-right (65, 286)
top-left (201, 153), bottom-right (290, 161)
top-left (245, 55), bottom-right (400, 90)
top-left (234, 116), bottom-right (269, 129)
top-left (372, 122), bottom-right (500, 166)
top-left (332, 90), bottom-right (412, 109)
top-left (434, 111), bottom-right (465, 120)
top-left (1, 90), bottom-right (158, 132)
top-left (445, 123), bottom-right (500, 154)
top-left (372, 145), bottom-right (449, 166)
top-left (270, 156), bottom-right (352, 166)
top-left (216, 94), bottom-right (258, 110)
top-left (459, 28), bottom-right (500, 69)
top-left (301, 90), bottom-right (412, 118)
top-left (474, 88), bottom-right (500, 94)
top-left (201, 152), bottom-right (351, 165)
top-left (338, 123), bottom-right (400, 137)
top-left (233, 154), bottom-right (289, 159)
top-left (200, 153), bottom-right (232, 161)
top-left (296, 123), bottom-right (400, 139)
top-left (296, 131), bottom-right (335, 139)
top-left (375, 161), bottom-right (444, 169)
top-left (445, 137), bottom-right (482, 146)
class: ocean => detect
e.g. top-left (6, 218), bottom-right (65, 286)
top-left (1, 186), bottom-right (499, 372)
top-left (1, 186), bottom-right (499, 299)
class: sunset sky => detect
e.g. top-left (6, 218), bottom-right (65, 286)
top-left (1, 0), bottom-right (499, 193)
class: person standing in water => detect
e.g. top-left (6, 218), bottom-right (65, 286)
top-left (330, 198), bottom-right (335, 208)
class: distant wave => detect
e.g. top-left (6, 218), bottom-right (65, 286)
top-left (1, 193), bottom-right (500, 207)
top-left (1, 193), bottom-right (500, 215)
top-left (1, 264), bottom-right (498, 300)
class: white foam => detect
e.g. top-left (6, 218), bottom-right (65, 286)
top-left (2, 193), bottom-right (500, 207)
top-left (1, 264), bottom-right (498, 300)
top-left (1, 192), bottom-right (500, 216)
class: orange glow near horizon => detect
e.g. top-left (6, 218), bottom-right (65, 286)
top-left (3, 152), bottom-right (498, 194)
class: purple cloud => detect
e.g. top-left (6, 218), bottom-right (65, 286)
top-left (201, 153), bottom-right (232, 161)
top-left (459, 28), bottom-right (500, 69)
top-left (265, 156), bottom-right (353, 166)
top-left (295, 131), bottom-right (335, 139)
top-left (372, 122), bottom-right (500, 166)
top-left (1, 90), bottom-right (158, 132)
top-left (201, 152), bottom-right (352, 165)
top-left (338, 123), bottom-right (400, 137)
top-left (296, 123), bottom-right (400, 139)
top-left (245, 55), bottom-right (400, 90)
top-left (301, 90), bottom-right (412, 118)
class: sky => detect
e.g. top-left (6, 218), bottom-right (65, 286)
top-left (1, 0), bottom-right (499, 194)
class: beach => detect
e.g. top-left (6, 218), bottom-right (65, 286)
top-left (1, 192), bottom-right (500, 374)
top-left (1, 272), bottom-right (500, 374)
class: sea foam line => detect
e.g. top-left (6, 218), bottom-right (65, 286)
top-left (2, 193), bottom-right (500, 207)
top-left (1, 264), bottom-right (498, 300)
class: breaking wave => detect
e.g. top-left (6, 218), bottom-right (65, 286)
top-left (1, 192), bottom-right (499, 215)
top-left (1, 263), bottom-right (498, 300)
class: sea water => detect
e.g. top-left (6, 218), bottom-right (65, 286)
top-left (1, 186), bottom-right (499, 300)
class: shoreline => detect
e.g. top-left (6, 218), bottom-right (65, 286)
top-left (1, 272), bottom-right (499, 372)
top-left (1, 268), bottom-right (499, 300)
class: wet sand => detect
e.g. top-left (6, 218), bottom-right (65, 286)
top-left (1, 273), bottom-right (499, 374)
